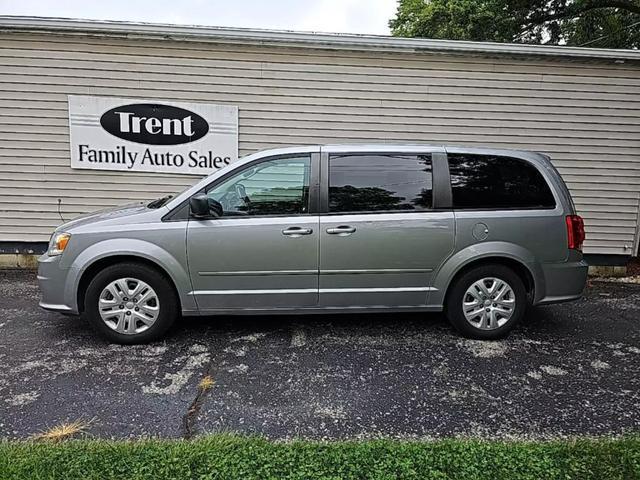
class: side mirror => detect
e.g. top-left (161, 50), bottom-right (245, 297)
top-left (209, 198), bottom-right (224, 217)
top-left (189, 194), bottom-right (222, 219)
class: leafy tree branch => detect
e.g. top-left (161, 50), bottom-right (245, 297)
top-left (390, 0), bottom-right (640, 48)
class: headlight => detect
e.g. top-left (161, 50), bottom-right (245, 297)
top-left (48, 232), bottom-right (71, 256)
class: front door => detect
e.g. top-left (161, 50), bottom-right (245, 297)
top-left (319, 150), bottom-right (455, 307)
top-left (187, 153), bottom-right (320, 311)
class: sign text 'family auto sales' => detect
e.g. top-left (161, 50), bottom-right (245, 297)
top-left (68, 95), bottom-right (238, 175)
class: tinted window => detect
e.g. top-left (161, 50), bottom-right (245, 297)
top-left (448, 154), bottom-right (555, 209)
top-left (329, 154), bottom-right (433, 213)
top-left (207, 156), bottom-right (310, 216)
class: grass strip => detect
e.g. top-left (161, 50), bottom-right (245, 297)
top-left (1, 434), bottom-right (638, 480)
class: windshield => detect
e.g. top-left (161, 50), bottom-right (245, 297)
top-left (146, 181), bottom-right (198, 209)
top-left (146, 157), bottom-right (246, 209)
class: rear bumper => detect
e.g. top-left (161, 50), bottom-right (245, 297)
top-left (535, 258), bottom-right (588, 306)
top-left (37, 253), bottom-right (78, 314)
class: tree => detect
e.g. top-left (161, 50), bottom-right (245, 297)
top-left (389, 0), bottom-right (640, 49)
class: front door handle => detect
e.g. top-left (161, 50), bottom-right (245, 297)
top-left (282, 227), bottom-right (313, 237)
top-left (326, 225), bottom-right (356, 235)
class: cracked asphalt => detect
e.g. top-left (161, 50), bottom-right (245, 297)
top-left (1, 269), bottom-right (639, 440)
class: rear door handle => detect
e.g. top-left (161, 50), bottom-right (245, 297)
top-left (326, 225), bottom-right (356, 235)
top-left (282, 227), bottom-right (313, 237)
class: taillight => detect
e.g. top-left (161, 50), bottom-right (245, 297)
top-left (566, 215), bottom-right (585, 251)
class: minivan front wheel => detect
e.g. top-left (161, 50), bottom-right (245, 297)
top-left (445, 264), bottom-right (527, 340)
top-left (84, 262), bottom-right (178, 344)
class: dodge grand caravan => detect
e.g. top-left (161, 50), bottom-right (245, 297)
top-left (38, 145), bottom-right (588, 344)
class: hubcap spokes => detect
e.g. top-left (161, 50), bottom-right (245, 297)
top-left (462, 277), bottom-right (515, 330)
top-left (98, 278), bottom-right (159, 334)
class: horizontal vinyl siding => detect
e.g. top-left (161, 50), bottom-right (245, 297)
top-left (0, 33), bottom-right (638, 254)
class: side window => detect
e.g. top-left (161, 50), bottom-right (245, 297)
top-left (206, 156), bottom-right (310, 216)
top-left (329, 154), bottom-right (433, 213)
top-left (448, 154), bottom-right (556, 210)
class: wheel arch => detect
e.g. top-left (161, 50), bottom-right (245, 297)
top-left (76, 255), bottom-right (183, 314)
top-left (444, 257), bottom-right (535, 306)
top-left (67, 238), bottom-right (195, 314)
top-left (431, 242), bottom-right (543, 307)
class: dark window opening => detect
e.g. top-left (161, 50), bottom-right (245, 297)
top-left (448, 154), bottom-right (555, 210)
top-left (329, 154), bottom-right (433, 213)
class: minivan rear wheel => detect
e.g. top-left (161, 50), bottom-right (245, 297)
top-left (84, 262), bottom-right (178, 344)
top-left (445, 264), bottom-right (527, 340)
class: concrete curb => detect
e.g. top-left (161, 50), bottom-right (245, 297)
top-left (0, 254), bottom-right (38, 269)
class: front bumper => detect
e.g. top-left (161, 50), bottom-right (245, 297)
top-left (536, 258), bottom-right (589, 306)
top-left (37, 253), bottom-right (78, 314)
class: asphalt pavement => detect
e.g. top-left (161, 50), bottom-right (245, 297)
top-left (1, 269), bottom-right (638, 440)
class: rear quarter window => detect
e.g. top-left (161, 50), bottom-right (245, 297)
top-left (448, 154), bottom-right (556, 210)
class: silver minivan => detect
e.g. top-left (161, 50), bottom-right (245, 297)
top-left (38, 145), bottom-right (588, 344)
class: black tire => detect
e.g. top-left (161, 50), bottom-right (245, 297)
top-left (84, 262), bottom-right (179, 344)
top-left (445, 264), bottom-right (527, 340)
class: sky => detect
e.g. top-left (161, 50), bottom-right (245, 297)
top-left (0, 0), bottom-right (398, 35)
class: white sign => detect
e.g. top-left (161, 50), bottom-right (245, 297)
top-left (68, 95), bottom-right (238, 175)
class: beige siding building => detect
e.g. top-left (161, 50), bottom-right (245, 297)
top-left (0, 16), bottom-right (639, 261)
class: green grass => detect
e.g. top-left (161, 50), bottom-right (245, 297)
top-left (1, 435), bottom-right (638, 480)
